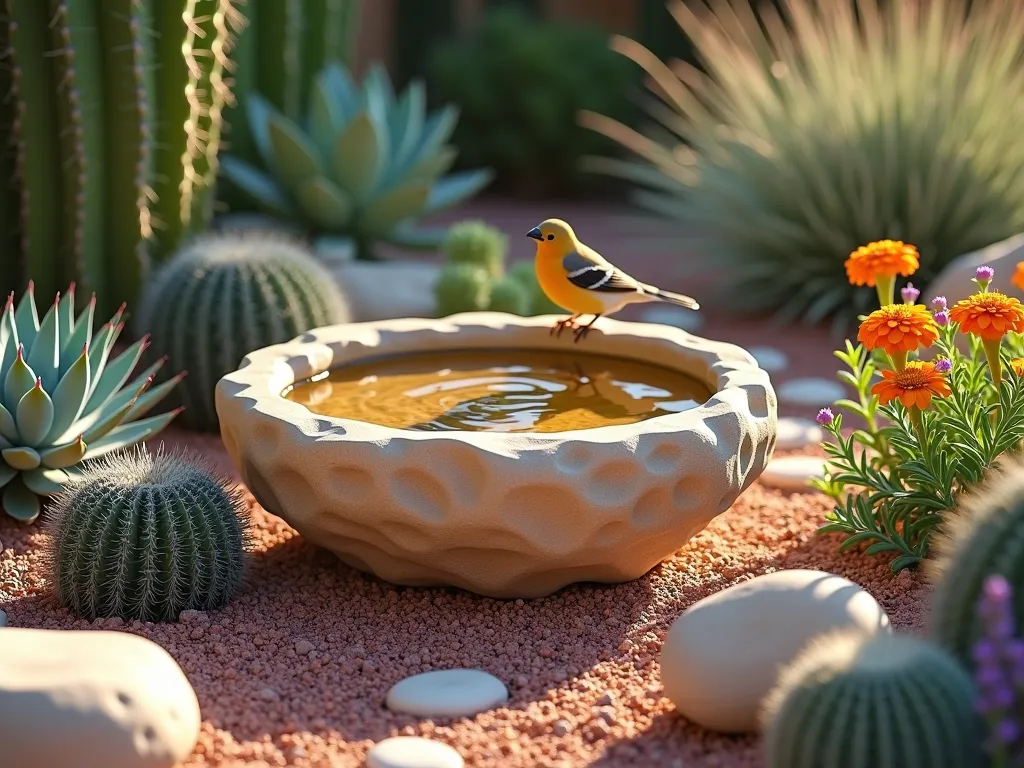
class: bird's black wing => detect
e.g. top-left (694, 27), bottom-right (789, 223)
top-left (562, 250), bottom-right (639, 293)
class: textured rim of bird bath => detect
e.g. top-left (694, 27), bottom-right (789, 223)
top-left (215, 312), bottom-right (778, 598)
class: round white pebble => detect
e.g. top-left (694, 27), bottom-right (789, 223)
top-left (366, 737), bottom-right (463, 768)
top-left (760, 455), bottom-right (829, 492)
top-left (748, 346), bottom-right (789, 373)
top-left (640, 305), bottom-right (704, 332)
top-left (386, 669), bottom-right (509, 718)
top-left (777, 377), bottom-right (845, 406)
top-left (776, 417), bottom-right (825, 450)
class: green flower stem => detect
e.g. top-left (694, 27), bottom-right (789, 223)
top-left (888, 349), bottom-right (908, 372)
top-left (909, 405), bottom-right (926, 445)
top-left (875, 274), bottom-right (896, 307)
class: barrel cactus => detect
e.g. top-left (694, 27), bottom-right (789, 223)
top-left (442, 219), bottom-right (507, 279)
top-left (218, 61), bottom-right (494, 261)
top-left (929, 458), bottom-right (1024, 665)
top-left (435, 263), bottom-right (492, 317)
top-left (488, 277), bottom-right (531, 315)
top-left (0, 282), bottom-right (182, 523)
top-left (45, 445), bottom-right (250, 621)
top-left (762, 631), bottom-right (984, 768)
top-left (136, 232), bottom-right (351, 432)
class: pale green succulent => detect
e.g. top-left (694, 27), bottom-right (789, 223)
top-left (220, 61), bottom-right (495, 261)
top-left (0, 283), bottom-right (183, 523)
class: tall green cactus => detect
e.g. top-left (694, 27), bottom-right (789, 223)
top-left (2, 0), bottom-right (242, 317)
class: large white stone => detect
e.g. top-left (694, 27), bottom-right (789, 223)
top-left (639, 305), bottom-right (705, 333)
top-left (0, 627), bottom-right (201, 768)
top-left (777, 377), bottom-right (845, 407)
top-left (760, 455), bottom-right (829, 492)
top-left (366, 737), bottom-right (464, 768)
top-left (659, 569), bottom-right (891, 732)
top-left (386, 669), bottom-right (508, 718)
top-left (333, 260), bottom-right (442, 322)
top-left (748, 346), bottom-right (789, 373)
top-left (927, 232), bottom-right (1024, 307)
top-left (775, 418), bottom-right (825, 450)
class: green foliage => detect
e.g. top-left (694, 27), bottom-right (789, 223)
top-left (219, 61), bottom-right (494, 261)
top-left (442, 220), bottom-right (507, 279)
top-left (488, 277), bottom-right (531, 316)
top-left (429, 5), bottom-right (634, 198)
top-left (929, 458), bottom-right (1024, 666)
top-left (0, 283), bottom-right (181, 523)
top-left (136, 232), bottom-right (351, 432)
top-left (584, 0), bottom-right (1024, 330)
top-left (45, 445), bottom-right (250, 621)
top-left (762, 631), bottom-right (984, 768)
top-left (1, 0), bottom-right (242, 315)
top-left (435, 263), bottom-right (492, 316)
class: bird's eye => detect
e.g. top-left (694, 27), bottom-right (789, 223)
top-left (546, 234), bottom-right (554, 241)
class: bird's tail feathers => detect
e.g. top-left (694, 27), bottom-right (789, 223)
top-left (643, 284), bottom-right (700, 311)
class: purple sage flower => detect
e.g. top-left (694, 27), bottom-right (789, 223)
top-left (977, 265), bottom-right (996, 282)
top-left (935, 310), bottom-right (950, 326)
top-left (931, 295), bottom-right (948, 311)
top-left (815, 407), bottom-right (834, 426)
top-left (935, 358), bottom-right (952, 374)
top-left (973, 574), bottom-right (1022, 757)
top-left (901, 283), bottom-right (920, 304)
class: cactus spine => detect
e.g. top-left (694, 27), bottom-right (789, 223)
top-left (762, 631), bottom-right (984, 768)
top-left (2, 0), bottom-right (242, 317)
top-left (929, 458), bottom-right (1024, 666)
top-left (136, 232), bottom-right (351, 431)
top-left (46, 445), bottom-right (251, 621)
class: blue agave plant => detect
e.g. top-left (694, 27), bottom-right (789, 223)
top-left (0, 283), bottom-right (183, 522)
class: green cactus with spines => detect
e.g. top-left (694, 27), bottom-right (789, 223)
top-left (442, 220), bottom-right (507, 279)
top-left (136, 232), bottom-right (351, 432)
top-left (929, 459), bottom-right (1024, 667)
top-left (435, 263), bottom-right (492, 317)
top-left (488, 277), bottom-right (531, 315)
top-left (2, 0), bottom-right (242, 317)
top-left (0, 282), bottom-right (182, 523)
top-left (45, 445), bottom-right (251, 621)
top-left (762, 631), bottom-right (984, 768)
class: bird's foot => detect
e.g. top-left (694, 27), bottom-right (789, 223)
top-left (573, 324), bottom-right (592, 343)
top-left (551, 317), bottom-right (579, 337)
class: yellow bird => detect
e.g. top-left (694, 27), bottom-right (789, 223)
top-left (526, 218), bottom-right (700, 342)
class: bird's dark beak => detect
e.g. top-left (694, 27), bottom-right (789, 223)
top-left (526, 227), bottom-right (543, 241)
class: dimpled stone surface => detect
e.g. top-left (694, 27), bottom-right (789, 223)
top-left (216, 313), bottom-right (777, 598)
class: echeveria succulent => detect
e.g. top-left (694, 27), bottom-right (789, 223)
top-left (0, 283), bottom-right (183, 522)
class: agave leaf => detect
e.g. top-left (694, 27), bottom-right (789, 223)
top-left (364, 62), bottom-right (395, 111)
top-left (25, 295), bottom-right (60, 391)
top-left (321, 62), bottom-right (361, 124)
top-left (15, 383), bottom-right (54, 446)
top-left (219, 157), bottom-right (295, 217)
top-left (382, 223), bottom-right (449, 250)
top-left (2, 446), bottom-right (41, 470)
top-left (361, 182), bottom-right (431, 234)
top-left (81, 409), bottom-right (180, 461)
top-left (44, 345), bottom-right (91, 444)
top-left (80, 395), bottom-right (137, 445)
top-left (13, 284), bottom-right (39, 351)
top-left (4, 347), bottom-right (36, 413)
top-left (331, 112), bottom-right (387, 202)
top-left (424, 170), bottom-right (495, 215)
top-left (390, 80), bottom-right (425, 169)
top-left (405, 146), bottom-right (458, 183)
top-left (56, 284), bottom-right (76, 342)
top-left (245, 93), bottom-right (277, 171)
top-left (83, 336), bottom-right (147, 415)
top-left (0, 296), bottom-right (18, 372)
top-left (0, 401), bottom-right (17, 443)
top-left (22, 466), bottom-right (70, 495)
top-left (0, 463), bottom-right (15, 489)
top-left (59, 295), bottom-right (94, 375)
top-left (310, 73), bottom-right (344, 157)
top-left (267, 112), bottom-right (324, 196)
top-left (40, 436), bottom-right (86, 469)
top-left (402, 107), bottom-right (458, 176)
top-left (296, 177), bottom-right (355, 229)
top-left (2, 478), bottom-right (40, 522)
top-left (66, 358), bottom-right (165, 441)
top-left (123, 374), bottom-right (182, 422)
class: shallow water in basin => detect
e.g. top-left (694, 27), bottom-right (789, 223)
top-left (283, 349), bottom-right (713, 433)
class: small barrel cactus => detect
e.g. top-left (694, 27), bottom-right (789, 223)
top-left (435, 263), bottom-right (492, 317)
top-left (929, 459), bottom-right (1024, 665)
top-left (45, 445), bottom-right (251, 621)
top-left (762, 631), bottom-right (984, 768)
top-left (136, 233), bottom-right (351, 432)
top-left (0, 282), bottom-right (182, 523)
top-left (488, 276), bottom-right (531, 315)
top-left (442, 220), bottom-right (507, 279)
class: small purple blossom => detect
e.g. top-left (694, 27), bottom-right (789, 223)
top-left (901, 283), bottom-right (920, 303)
top-left (935, 358), bottom-right (953, 374)
top-left (935, 310), bottom-right (950, 326)
top-left (815, 407), bottom-right (834, 426)
top-left (973, 574), bottom-right (1024, 757)
top-left (977, 266), bottom-right (996, 282)
top-left (932, 295), bottom-right (948, 311)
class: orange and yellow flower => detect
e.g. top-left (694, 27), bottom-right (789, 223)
top-left (948, 293), bottom-right (1024, 340)
top-left (845, 240), bottom-right (920, 287)
top-left (1012, 358), bottom-right (1024, 377)
top-left (857, 304), bottom-right (939, 353)
top-left (871, 361), bottom-right (952, 410)
top-left (1012, 262), bottom-right (1024, 292)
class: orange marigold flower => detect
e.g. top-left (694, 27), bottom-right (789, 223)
top-left (857, 304), bottom-right (939, 353)
top-left (871, 361), bottom-right (952, 410)
top-left (845, 240), bottom-right (920, 287)
top-left (1012, 262), bottom-right (1024, 292)
top-left (1012, 358), bottom-right (1024, 377)
top-left (948, 292), bottom-right (1024, 340)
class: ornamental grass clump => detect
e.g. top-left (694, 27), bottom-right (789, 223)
top-left (814, 241), bottom-right (1024, 570)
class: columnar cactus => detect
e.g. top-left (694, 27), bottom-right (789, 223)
top-left (45, 445), bottom-right (250, 621)
top-left (930, 458), bottom-right (1024, 665)
top-left (0, 283), bottom-right (182, 522)
top-left (2, 0), bottom-right (242, 313)
top-left (136, 232), bottom-right (351, 431)
top-left (762, 631), bottom-right (984, 768)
